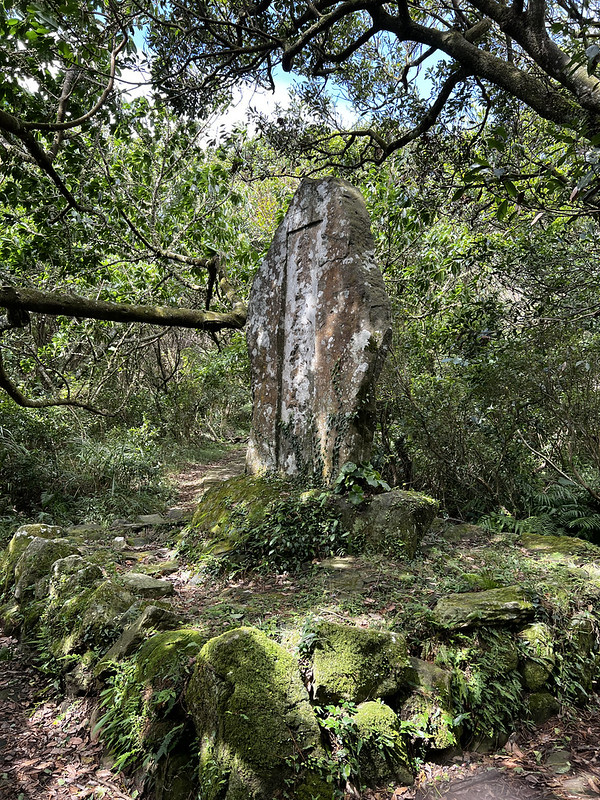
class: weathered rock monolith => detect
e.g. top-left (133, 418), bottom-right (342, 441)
top-left (246, 177), bottom-right (391, 483)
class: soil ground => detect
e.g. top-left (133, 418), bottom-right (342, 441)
top-left (1, 448), bottom-right (600, 800)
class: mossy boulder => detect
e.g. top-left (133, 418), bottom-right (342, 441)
top-left (186, 626), bottom-right (327, 800)
top-left (311, 621), bottom-right (410, 704)
top-left (482, 629), bottom-right (520, 672)
top-left (1, 532), bottom-right (35, 594)
top-left (14, 537), bottom-right (80, 600)
top-left (518, 623), bottom-right (555, 691)
top-left (44, 579), bottom-right (136, 657)
top-left (568, 612), bottom-right (596, 656)
top-left (135, 628), bottom-right (206, 688)
top-left (14, 523), bottom-right (63, 539)
top-left (94, 628), bottom-right (205, 798)
top-left (332, 489), bottom-right (438, 559)
top-left (400, 657), bottom-right (457, 750)
top-left (1, 526), bottom-right (62, 594)
top-left (0, 599), bottom-right (22, 634)
top-left (432, 586), bottom-right (535, 630)
top-left (441, 523), bottom-right (488, 542)
top-left (354, 701), bottom-right (414, 788)
top-left (187, 475), bottom-right (291, 557)
top-left (528, 692), bottom-right (560, 725)
top-left (97, 605), bottom-right (182, 670)
top-left (49, 556), bottom-right (103, 599)
top-left (64, 649), bottom-right (97, 695)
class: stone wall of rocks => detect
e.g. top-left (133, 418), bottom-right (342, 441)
top-left (1, 518), bottom-right (599, 800)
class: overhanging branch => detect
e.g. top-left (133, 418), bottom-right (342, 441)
top-left (0, 286), bottom-right (248, 332)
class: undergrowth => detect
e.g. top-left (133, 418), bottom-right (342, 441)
top-left (94, 635), bottom-right (202, 789)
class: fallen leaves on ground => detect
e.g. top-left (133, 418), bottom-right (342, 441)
top-left (0, 636), bottom-right (136, 800)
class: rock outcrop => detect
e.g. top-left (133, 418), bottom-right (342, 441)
top-left (246, 177), bottom-right (391, 483)
top-left (186, 626), bottom-right (331, 800)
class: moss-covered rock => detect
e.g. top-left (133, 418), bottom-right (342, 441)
top-left (187, 475), bottom-right (287, 557)
top-left (154, 748), bottom-right (199, 800)
top-left (49, 556), bottom-right (103, 599)
top-left (440, 523), bottom-right (488, 542)
top-left (14, 538), bottom-right (80, 600)
top-left (94, 628), bottom-right (205, 796)
top-left (15, 523), bottom-right (63, 539)
top-left (568, 612), bottom-right (596, 656)
top-left (311, 621), bottom-right (410, 704)
top-left (332, 489), bottom-right (438, 559)
top-left (400, 657), bottom-right (457, 750)
top-left (44, 579), bottom-right (136, 657)
top-left (97, 605), bottom-right (182, 671)
top-left (64, 649), bottom-right (97, 695)
top-left (1, 526), bottom-right (61, 594)
top-left (120, 572), bottom-right (174, 598)
top-left (354, 701), bottom-right (414, 788)
top-left (528, 692), bottom-right (560, 725)
top-left (0, 599), bottom-right (22, 634)
top-left (186, 626), bottom-right (326, 800)
top-left (430, 628), bottom-right (523, 750)
top-left (135, 628), bottom-right (206, 687)
top-left (518, 623), bottom-right (555, 691)
top-left (432, 586), bottom-right (535, 630)
top-left (520, 532), bottom-right (595, 559)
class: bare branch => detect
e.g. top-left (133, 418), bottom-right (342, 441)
top-left (0, 286), bottom-right (247, 332)
top-left (0, 349), bottom-right (110, 415)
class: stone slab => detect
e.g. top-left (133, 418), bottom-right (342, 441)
top-left (246, 177), bottom-right (391, 483)
top-left (432, 586), bottom-right (535, 629)
top-left (120, 572), bottom-right (174, 598)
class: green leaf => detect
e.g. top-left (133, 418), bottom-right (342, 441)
top-left (496, 199), bottom-right (509, 221)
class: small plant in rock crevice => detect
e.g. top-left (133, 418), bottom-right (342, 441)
top-left (315, 701), bottom-right (363, 792)
top-left (284, 699), bottom-right (405, 799)
top-left (333, 461), bottom-right (391, 506)
top-left (427, 628), bottom-right (526, 746)
top-left (192, 489), bottom-right (350, 575)
top-left (240, 492), bottom-right (348, 572)
top-left (93, 638), bottom-right (201, 790)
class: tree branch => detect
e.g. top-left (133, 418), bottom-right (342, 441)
top-left (0, 349), bottom-right (109, 415)
top-left (0, 286), bottom-right (247, 332)
top-left (23, 37), bottom-right (128, 133)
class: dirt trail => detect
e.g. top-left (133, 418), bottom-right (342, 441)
top-left (170, 446), bottom-right (247, 511)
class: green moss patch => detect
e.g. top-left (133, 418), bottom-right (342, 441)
top-left (311, 620), bottom-right (410, 704)
top-left (186, 626), bottom-right (325, 800)
top-left (354, 700), bottom-right (414, 787)
top-left (432, 586), bottom-right (535, 630)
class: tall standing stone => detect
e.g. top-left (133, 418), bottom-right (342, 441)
top-left (246, 177), bottom-right (391, 483)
